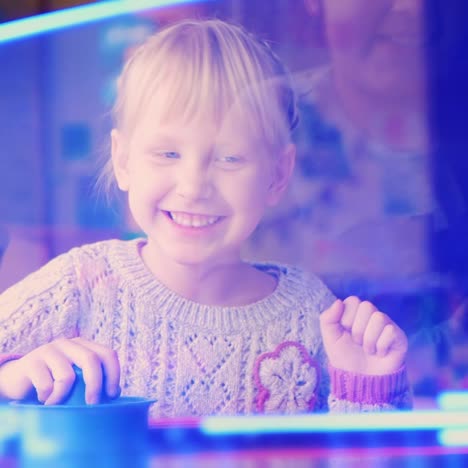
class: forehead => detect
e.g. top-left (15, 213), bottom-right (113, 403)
top-left (131, 102), bottom-right (265, 150)
top-left (128, 73), bottom-right (274, 143)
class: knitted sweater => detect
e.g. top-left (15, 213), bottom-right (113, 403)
top-left (0, 239), bottom-right (410, 417)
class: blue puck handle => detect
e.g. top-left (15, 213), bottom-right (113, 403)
top-left (62, 364), bottom-right (109, 405)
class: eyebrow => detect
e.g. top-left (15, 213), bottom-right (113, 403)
top-left (140, 132), bottom-right (179, 147)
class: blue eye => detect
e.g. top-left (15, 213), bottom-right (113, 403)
top-left (224, 155), bottom-right (241, 163)
top-left (150, 150), bottom-right (180, 163)
top-left (161, 151), bottom-right (180, 159)
top-left (214, 154), bottom-right (247, 171)
top-left (217, 155), bottom-right (244, 164)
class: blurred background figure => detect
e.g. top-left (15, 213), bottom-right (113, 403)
top-left (246, 0), bottom-right (433, 318)
top-left (241, 0), bottom-right (467, 404)
top-left (302, 0), bottom-right (428, 149)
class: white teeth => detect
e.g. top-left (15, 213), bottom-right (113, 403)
top-left (169, 211), bottom-right (219, 228)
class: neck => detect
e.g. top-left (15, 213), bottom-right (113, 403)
top-left (140, 243), bottom-right (275, 306)
top-left (333, 74), bottom-right (429, 153)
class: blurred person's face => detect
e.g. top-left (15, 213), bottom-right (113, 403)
top-left (307, 0), bottom-right (427, 101)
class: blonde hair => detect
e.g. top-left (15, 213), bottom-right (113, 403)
top-left (99, 18), bottom-right (298, 195)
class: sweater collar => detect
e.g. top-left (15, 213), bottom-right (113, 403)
top-left (110, 238), bottom-right (309, 333)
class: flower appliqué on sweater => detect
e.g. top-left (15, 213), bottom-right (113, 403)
top-left (254, 341), bottom-right (320, 414)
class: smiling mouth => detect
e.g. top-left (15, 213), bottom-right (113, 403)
top-left (164, 210), bottom-right (222, 228)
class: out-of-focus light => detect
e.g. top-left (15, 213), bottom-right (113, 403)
top-left (0, 406), bottom-right (19, 446)
top-left (438, 429), bottom-right (468, 447)
top-left (201, 411), bottom-right (468, 435)
top-left (437, 391), bottom-right (468, 410)
top-left (0, 0), bottom-right (213, 45)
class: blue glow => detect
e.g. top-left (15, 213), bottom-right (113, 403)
top-left (437, 391), bottom-right (468, 410)
top-left (0, 0), bottom-right (213, 45)
top-left (201, 411), bottom-right (468, 435)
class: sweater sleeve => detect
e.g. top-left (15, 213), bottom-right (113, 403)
top-left (0, 249), bottom-right (83, 356)
top-left (328, 365), bottom-right (412, 411)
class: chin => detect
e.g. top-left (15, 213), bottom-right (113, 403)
top-left (169, 248), bottom-right (239, 270)
top-left (174, 257), bottom-right (207, 267)
top-left (168, 251), bottom-right (214, 267)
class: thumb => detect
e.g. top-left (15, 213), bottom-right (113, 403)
top-left (0, 359), bottom-right (34, 401)
top-left (320, 299), bottom-right (345, 343)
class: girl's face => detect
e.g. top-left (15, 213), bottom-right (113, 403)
top-left (112, 107), bottom-right (294, 269)
top-left (318, 0), bottom-right (427, 99)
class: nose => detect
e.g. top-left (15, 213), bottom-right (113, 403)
top-left (175, 160), bottom-right (213, 201)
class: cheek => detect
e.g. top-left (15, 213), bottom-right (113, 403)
top-left (129, 163), bottom-right (167, 191)
top-left (229, 173), bottom-right (273, 212)
top-left (127, 169), bottom-right (167, 213)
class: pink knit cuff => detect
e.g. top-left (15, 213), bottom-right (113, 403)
top-left (0, 354), bottom-right (23, 367)
top-left (329, 365), bottom-right (409, 405)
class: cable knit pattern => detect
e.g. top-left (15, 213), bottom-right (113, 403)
top-left (0, 238), bottom-right (411, 416)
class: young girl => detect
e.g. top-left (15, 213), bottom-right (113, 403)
top-left (0, 19), bottom-right (410, 416)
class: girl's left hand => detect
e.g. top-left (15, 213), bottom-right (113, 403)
top-left (319, 297), bottom-right (408, 375)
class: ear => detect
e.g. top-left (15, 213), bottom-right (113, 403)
top-left (267, 143), bottom-right (296, 206)
top-left (304, 0), bottom-right (321, 16)
top-left (111, 129), bottom-right (130, 192)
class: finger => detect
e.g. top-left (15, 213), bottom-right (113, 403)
top-left (351, 301), bottom-right (377, 345)
top-left (51, 339), bottom-right (104, 404)
top-left (320, 299), bottom-right (345, 342)
top-left (340, 296), bottom-right (361, 330)
top-left (376, 323), bottom-right (408, 357)
top-left (375, 324), bottom-right (398, 357)
top-left (72, 338), bottom-right (120, 398)
top-left (362, 311), bottom-right (389, 355)
top-left (27, 360), bottom-right (55, 403)
top-left (0, 358), bottom-right (37, 401)
top-left (40, 353), bottom-right (76, 406)
top-left (320, 299), bottom-right (345, 324)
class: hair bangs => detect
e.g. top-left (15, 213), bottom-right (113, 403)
top-left (115, 20), bottom-right (292, 148)
top-left (150, 31), bottom-right (231, 127)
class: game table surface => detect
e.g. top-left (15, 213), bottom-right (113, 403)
top-left (1, 409), bottom-right (468, 466)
